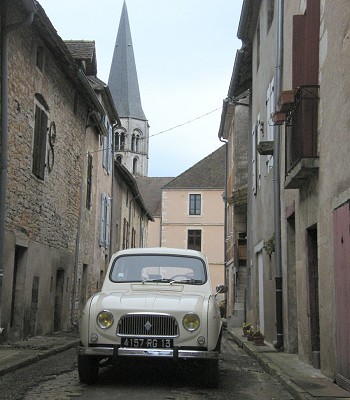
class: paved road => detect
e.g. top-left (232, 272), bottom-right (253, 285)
top-left (0, 332), bottom-right (294, 400)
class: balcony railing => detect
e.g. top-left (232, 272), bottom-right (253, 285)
top-left (285, 86), bottom-right (319, 188)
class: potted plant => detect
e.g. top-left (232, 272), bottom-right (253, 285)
top-left (242, 322), bottom-right (253, 337)
top-left (253, 330), bottom-right (265, 346)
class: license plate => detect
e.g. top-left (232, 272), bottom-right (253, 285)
top-left (121, 337), bottom-right (173, 349)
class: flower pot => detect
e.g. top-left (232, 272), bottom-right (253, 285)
top-left (253, 335), bottom-right (265, 346)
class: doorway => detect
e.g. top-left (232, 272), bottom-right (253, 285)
top-left (306, 225), bottom-right (320, 368)
top-left (54, 269), bottom-right (65, 332)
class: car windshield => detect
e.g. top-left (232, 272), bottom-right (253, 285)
top-left (110, 254), bottom-right (206, 284)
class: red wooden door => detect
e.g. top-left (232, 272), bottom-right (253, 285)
top-left (333, 202), bottom-right (350, 391)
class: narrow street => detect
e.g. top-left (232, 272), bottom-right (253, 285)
top-left (0, 332), bottom-right (293, 400)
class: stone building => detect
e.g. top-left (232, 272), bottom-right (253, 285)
top-left (0, 0), bottom-right (111, 339)
top-left (218, 96), bottom-right (249, 326)
top-left (226, 0), bottom-right (350, 391)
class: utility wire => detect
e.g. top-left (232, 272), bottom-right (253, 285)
top-left (149, 107), bottom-right (221, 138)
top-left (85, 107), bottom-right (221, 155)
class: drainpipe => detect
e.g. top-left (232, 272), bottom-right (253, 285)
top-left (0, 0), bottom-right (37, 334)
top-left (273, 0), bottom-right (284, 350)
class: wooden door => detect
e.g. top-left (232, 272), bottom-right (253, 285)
top-left (333, 202), bottom-right (350, 391)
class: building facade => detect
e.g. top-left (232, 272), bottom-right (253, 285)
top-left (161, 146), bottom-right (226, 292)
top-left (224, 0), bottom-right (350, 391)
top-left (0, 0), bottom-right (109, 339)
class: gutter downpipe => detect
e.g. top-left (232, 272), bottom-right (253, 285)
top-left (218, 98), bottom-right (229, 317)
top-left (0, 0), bottom-right (36, 333)
top-left (273, 0), bottom-right (284, 350)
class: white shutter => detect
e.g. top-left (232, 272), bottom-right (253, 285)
top-left (107, 125), bottom-right (113, 175)
top-left (99, 192), bottom-right (106, 246)
top-left (252, 124), bottom-right (257, 195)
top-left (105, 197), bottom-right (111, 247)
top-left (266, 78), bottom-right (275, 170)
top-left (102, 135), bottom-right (107, 170)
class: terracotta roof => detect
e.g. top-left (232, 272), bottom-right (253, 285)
top-left (135, 177), bottom-right (174, 217)
top-left (164, 145), bottom-right (226, 190)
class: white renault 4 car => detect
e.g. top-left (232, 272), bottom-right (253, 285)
top-left (78, 247), bottom-right (227, 387)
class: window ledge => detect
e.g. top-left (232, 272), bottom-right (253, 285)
top-left (285, 158), bottom-right (319, 189)
top-left (257, 141), bottom-right (274, 155)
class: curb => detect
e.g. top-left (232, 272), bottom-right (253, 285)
top-left (226, 329), bottom-right (314, 400)
top-left (0, 339), bottom-right (80, 377)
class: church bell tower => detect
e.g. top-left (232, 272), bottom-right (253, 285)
top-left (108, 1), bottom-right (149, 176)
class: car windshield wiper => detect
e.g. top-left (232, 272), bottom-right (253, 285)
top-left (171, 279), bottom-right (203, 284)
top-left (142, 278), bottom-right (176, 284)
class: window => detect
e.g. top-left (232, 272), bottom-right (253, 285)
top-left (189, 194), bottom-right (201, 215)
top-left (266, 78), bottom-right (275, 171)
top-left (102, 121), bottom-right (113, 175)
top-left (86, 153), bottom-right (92, 209)
top-left (32, 105), bottom-right (48, 180)
top-left (122, 218), bottom-right (129, 249)
top-left (99, 192), bottom-right (111, 248)
top-left (267, 0), bottom-right (274, 32)
top-left (252, 124), bottom-right (257, 195)
top-left (133, 158), bottom-right (138, 175)
top-left (115, 130), bottom-right (125, 150)
top-left (188, 230), bottom-right (202, 251)
top-left (36, 45), bottom-right (45, 72)
top-left (131, 227), bottom-right (136, 248)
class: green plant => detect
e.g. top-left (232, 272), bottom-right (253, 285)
top-left (263, 233), bottom-right (275, 257)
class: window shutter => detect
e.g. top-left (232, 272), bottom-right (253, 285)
top-left (102, 135), bottom-right (107, 170)
top-left (252, 124), bottom-right (257, 195)
top-left (105, 197), bottom-right (111, 247)
top-left (32, 106), bottom-right (48, 179)
top-left (107, 125), bottom-right (112, 175)
top-left (266, 78), bottom-right (274, 170)
top-left (99, 192), bottom-right (106, 246)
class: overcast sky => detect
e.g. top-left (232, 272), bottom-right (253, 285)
top-left (38, 0), bottom-right (243, 177)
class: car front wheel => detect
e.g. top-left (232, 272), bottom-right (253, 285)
top-left (78, 354), bottom-right (99, 384)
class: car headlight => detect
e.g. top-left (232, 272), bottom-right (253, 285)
top-left (183, 313), bottom-right (200, 331)
top-left (96, 310), bottom-right (114, 329)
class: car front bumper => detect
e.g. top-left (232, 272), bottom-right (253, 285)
top-left (78, 345), bottom-right (219, 360)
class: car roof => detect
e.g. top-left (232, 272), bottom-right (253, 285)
top-left (112, 247), bottom-right (207, 259)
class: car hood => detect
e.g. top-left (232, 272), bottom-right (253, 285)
top-left (93, 290), bottom-right (207, 314)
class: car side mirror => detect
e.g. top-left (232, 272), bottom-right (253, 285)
top-left (215, 284), bottom-right (228, 295)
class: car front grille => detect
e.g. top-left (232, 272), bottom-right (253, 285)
top-left (117, 314), bottom-right (179, 337)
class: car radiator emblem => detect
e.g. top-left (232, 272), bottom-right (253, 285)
top-left (144, 321), bottom-right (152, 332)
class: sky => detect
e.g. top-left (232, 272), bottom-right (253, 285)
top-left (38, 0), bottom-right (244, 177)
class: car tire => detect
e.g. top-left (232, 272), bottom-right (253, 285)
top-left (202, 359), bottom-right (219, 388)
top-left (78, 354), bottom-right (99, 384)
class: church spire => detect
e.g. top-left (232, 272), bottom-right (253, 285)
top-left (108, 1), bottom-right (146, 120)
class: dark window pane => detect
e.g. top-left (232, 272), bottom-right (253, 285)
top-left (189, 194), bottom-right (201, 215)
top-left (188, 230), bottom-right (201, 251)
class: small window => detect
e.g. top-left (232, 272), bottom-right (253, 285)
top-left (36, 45), bottom-right (45, 72)
top-left (189, 194), bottom-right (201, 215)
top-left (115, 131), bottom-right (125, 150)
top-left (188, 230), bottom-right (202, 251)
top-left (267, 0), bottom-right (274, 32)
top-left (32, 105), bottom-right (48, 179)
top-left (86, 153), bottom-right (92, 209)
top-left (133, 158), bottom-right (138, 175)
